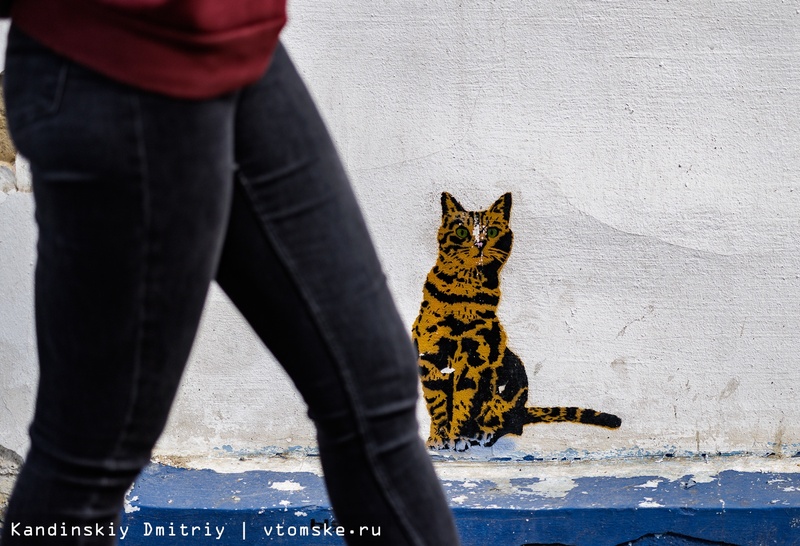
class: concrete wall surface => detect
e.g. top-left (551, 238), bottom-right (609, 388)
top-left (1, 2), bottom-right (799, 462)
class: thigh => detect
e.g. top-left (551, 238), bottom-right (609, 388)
top-left (219, 44), bottom-right (460, 545)
top-left (4, 25), bottom-right (237, 474)
top-left (227, 44), bottom-right (419, 430)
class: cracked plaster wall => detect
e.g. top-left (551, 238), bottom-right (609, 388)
top-left (0, 2), bottom-right (799, 460)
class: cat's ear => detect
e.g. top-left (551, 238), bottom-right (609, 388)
top-left (441, 192), bottom-right (466, 215)
top-left (489, 193), bottom-right (512, 221)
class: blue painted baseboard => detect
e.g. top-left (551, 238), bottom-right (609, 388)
top-left (120, 463), bottom-right (800, 545)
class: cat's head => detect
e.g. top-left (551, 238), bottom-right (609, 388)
top-left (437, 192), bottom-right (513, 272)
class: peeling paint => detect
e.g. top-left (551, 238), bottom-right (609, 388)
top-left (122, 462), bottom-right (800, 545)
top-left (270, 480), bottom-right (304, 492)
top-left (638, 498), bottom-right (665, 508)
top-left (123, 484), bottom-right (140, 514)
top-left (635, 480), bottom-right (664, 489)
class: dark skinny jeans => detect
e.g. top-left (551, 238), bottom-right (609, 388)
top-left (1, 25), bottom-right (460, 546)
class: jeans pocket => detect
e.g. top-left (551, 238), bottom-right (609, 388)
top-left (3, 25), bottom-right (69, 137)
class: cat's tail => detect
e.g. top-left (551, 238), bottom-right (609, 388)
top-left (526, 406), bottom-right (621, 429)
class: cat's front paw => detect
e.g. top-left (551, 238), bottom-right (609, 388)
top-left (473, 431), bottom-right (495, 447)
top-left (426, 436), bottom-right (474, 451)
top-left (426, 437), bottom-right (451, 450)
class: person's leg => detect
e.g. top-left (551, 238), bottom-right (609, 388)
top-left (2, 26), bottom-right (237, 544)
top-left (216, 44), bottom-right (460, 545)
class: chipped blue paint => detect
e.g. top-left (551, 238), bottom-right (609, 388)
top-left (123, 464), bottom-right (800, 545)
top-left (212, 446), bottom-right (320, 458)
top-left (427, 440), bottom-right (800, 463)
top-left (207, 441), bottom-right (800, 464)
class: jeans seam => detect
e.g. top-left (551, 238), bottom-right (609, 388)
top-left (108, 91), bottom-right (152, 469)
top-left (236, 173), bottom-right (424, 546)
top-left (47, 60), bottom-right (70, 117)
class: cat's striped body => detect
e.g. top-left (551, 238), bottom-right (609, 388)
top-left (412, 193), bottom-right (621, 451)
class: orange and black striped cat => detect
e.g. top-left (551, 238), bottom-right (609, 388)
top-left (412, 192), bottom-right (621, 451)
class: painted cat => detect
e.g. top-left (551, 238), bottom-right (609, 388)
top-left (412, 192), bottom-right (621, 451)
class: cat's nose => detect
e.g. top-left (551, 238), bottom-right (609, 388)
top-left (475, 240), bottom-right (485, 249)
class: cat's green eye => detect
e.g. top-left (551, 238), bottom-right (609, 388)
top-left (455, 227), bottom-right (470, 239)
top-left (487, 227), bottom-right (499, 238)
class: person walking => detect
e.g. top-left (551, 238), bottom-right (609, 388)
top-left (0, 1), bottom-right (461, 544)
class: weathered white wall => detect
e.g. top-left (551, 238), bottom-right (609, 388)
top-left (1, 1), bottom-right (799, 460)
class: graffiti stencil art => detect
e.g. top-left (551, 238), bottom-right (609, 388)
top-left (412, 192), bottom-right (621, 451)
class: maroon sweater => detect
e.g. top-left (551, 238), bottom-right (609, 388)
top-left (11, 0), bottom-right (287, 99)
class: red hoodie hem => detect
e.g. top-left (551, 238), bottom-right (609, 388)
top-left (11, 0), bottom-right (287, 99)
